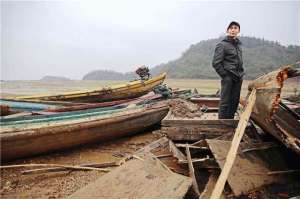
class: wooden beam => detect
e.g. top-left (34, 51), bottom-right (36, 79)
top-left (117, 137), bottom-right (169, 165)
top-left (186, 146), bottom-right (200, 197)
top-left (210, 89), bottom-right (256, 199)
top-left (162, 126), bottom-right (232, 141)
top-left (175, 144), bottom-right (209, 150)
top-left (0, 163), bottom-right (110, 172)
top-left (199, 173), bottom-right (226, 199)
top-left (162, 119), bottom-right (238, 127)
top-left (168, 140), bottom-right (187, 162)
top-left (21, 162), bottom-right (117, 175)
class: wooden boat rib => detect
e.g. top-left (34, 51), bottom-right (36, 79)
top-left (9, 73), bottom-right (166, 103)
top-left (0, 102), bottom-right (169, 162)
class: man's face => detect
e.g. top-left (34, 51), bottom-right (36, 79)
top-left (227, 25), bottom-right (240, 38)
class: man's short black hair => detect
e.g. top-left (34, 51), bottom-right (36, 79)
top-left (227, 21), bottom-right (240, 30)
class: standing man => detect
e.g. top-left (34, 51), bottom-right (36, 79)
top-left (212, 21), bottom-right (245, 119)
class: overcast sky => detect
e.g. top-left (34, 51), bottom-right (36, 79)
top-left (1, 0), bottom-right (299, 80)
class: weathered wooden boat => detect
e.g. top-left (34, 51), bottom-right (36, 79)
top-left (6, 73), bottom-right (166, 103)
top-left (0, 102), bottom-right (169, 162)
top-left (45, 93), bottom-right (162, 113)
top-left (247, 64), bottom-right (300, 155)
top-left (0, 99), bottom-right (61, 112)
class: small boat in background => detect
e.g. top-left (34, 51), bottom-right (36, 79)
top-left (6, 73), bottom-right (166, 103)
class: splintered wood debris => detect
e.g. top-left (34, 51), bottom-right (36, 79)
top-left (157, 64), bottom-right (300, 198)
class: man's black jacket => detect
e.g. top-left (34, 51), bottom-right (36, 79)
top-left (212, 36), bottom-right (245, 79)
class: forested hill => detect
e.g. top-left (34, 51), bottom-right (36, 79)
top-left (41, 76), bottom-right (70, 81)
top-left (82, 70), bottom-right (135, 80)
top-left (83, 36), bottom-right (300, 80)
top-left (150, 36), bottom-right (300, 79)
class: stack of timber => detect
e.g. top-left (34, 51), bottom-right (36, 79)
top-left (0, 101), bottom-right (169, 162)
top-left (4, 73), bottom-right (166, 103)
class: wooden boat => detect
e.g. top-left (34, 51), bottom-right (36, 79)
top-left (45, 93), bottom-right (162, 113)
top-left (0, 99), bottom-right (61, 112)
top-left (0, 93), bottom-right (162, 118)
top-left (247, 64), bottom-right (300, 155)
top-left (7, 73), bottom-right (166, 103)
top-left (0, 102), bottom-right (169, 161)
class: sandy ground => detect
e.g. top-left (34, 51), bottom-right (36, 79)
top-left (0, 130), bottom-right (161, 199)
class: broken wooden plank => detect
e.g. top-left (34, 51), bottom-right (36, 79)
top-left (168, 140), bottom-right (187, 162)
top-left (242, 142), bottom-right (278, 153)
top-left (67, 153), bottom-right (192, 199)
top-left (152, 139), bottom-right (188, 175)
top-left (135, 137), bottom-right (170, 155)
top-left (156, 154), bottom-right (173, 159)
top-left (186, 146), bottom-right (200, 197)
top-left (267, 170), bottom-right (299, 175)
top-left (199, 172), bottom-right (226, 199)
top-left (247, 64), bottom-right (300, 155)
top-left (210, 89), bottom-right (256, 199)
top-left (0, 163), bottom-right (110, 172)
top-left (117, 137), bottom-right (170, 165)
top-left (161, 126), bottom-right (231, 141)
top-left (191, 139), bottom-right (207, 147)
top-left (162, 118), bottom-right (238, 127)
top-left (21, 162), bottom-right (117, 175)
top-left (178, 157), bottom-right (214, 164)
top-left (175, 144), bottom-right (209, 150)
top-left (207, 139), bottom-right (284, 196)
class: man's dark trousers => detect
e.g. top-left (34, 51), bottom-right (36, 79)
top-left (219, 74), bottom-right (242, 119)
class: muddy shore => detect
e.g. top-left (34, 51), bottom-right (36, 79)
top-left (1, 129), bottom-right (161, 199)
